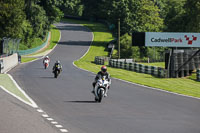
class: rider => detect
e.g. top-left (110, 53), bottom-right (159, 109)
top-left (92, 65), bottom-right (111, 97)
top-left (43, 56), bottom-right (50, 64)
top-left (52, 60), bottom-right (62, 74)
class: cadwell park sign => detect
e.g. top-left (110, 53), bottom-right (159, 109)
top-left (132, 32), bottom-right (200, 47)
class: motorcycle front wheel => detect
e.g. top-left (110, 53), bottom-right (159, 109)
top-left (98, 89), bottom-right (104, 103)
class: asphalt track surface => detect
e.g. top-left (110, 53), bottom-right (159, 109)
top-left (9, 22), bottom-right (200, 133)
top-left (0, 89), bottom-right (58, 133)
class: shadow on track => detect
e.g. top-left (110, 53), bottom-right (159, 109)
top-left (65, 101), bottom-right (96, 103)
top-left (57, 41), bottom-right (91, 46)
top-left (39, 76), bottom-right (54, 79)
top-left (55, 25), bottom-right (90, 32)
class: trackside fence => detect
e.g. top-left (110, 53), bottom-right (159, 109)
top-left (109, 59), bottom-right (168, 78)
top-left (18, 32), bottom-right (50, 55)
top-left (197, 69), bottom-right (200, 81)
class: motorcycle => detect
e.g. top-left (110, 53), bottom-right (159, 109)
top-left (53, 65), bottom-right (61, 78)
top-left (43, 59), bottom-right (49, 69)
top-left (94, 76), bottom-right (111, 103)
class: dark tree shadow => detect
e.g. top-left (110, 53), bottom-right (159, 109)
top-left (55, 25), bottom-right (91, 32)
top-left (57, 41), bottom-right (91, 46)
top-left (55, 21), bottom-right (109, 33)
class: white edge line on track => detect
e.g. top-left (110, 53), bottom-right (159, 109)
top-left (42, 114), bottom-right (49, 118)
top-left (1, 26), bottom-right (70, 133)
top-left (37, 109), bottom-right (44, 113)
top-left (0, 74), bottom-right (38, 108)
top-left (3, 30), bottom-right (62, 108)
top-left (51, 121), bottom-right (58, 124)
top-left (60, 129), bottom-right (68, 132)
top-left (2, 29), bottom-right (69, 133)
top-left (7, 74), bottom-right (38, 108)
top-left (72, 25), bottom-right (200, 101)
top-left (0, 85), bottom-right (38, 108)
top-left (55, 125), bottom-right (63, 128)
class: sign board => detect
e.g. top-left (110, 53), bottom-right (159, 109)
top-left (132, 32), bottom-right (145, 46)
top-left (132, 32), bottom-right (200, 47)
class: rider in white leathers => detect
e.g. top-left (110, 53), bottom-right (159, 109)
top-left (92, 66), bottom-right (111, 97)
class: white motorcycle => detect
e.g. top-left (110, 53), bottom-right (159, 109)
top-left (43, 59), bottom-right (49, 69)
top-left (94, 76), bottom-right (111, 103)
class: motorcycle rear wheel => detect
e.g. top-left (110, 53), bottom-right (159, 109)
top-left (54, 71), bottom-right (58, 78)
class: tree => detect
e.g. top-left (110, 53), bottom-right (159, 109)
top-left (101, 0), bottom-right (163, 34)
top-left (120, 33), bottom-right (132, 58)
top-left (60, 0), bottom-right (83, 17)
top-left (183, 0), bottom-right (200, 32)
top-left (38, 0), bottom-right (63, 25)
top-left (162, 0), bottom-right (185, 32)
top-left (0, 0), bottom-right (26, 38)
top-left (28, 4), bottom-right (48, 38)
top-left (81, 0), bottom-right (105, 20)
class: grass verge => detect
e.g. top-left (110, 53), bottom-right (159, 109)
top-left (21, 57), bottom-right (37, 63)
top-left (64, 18), bottom-right (200, 98)
top-left (140, 62), bottom-right (165, 68)
top-left (0, 74), bottom-right (31, 103)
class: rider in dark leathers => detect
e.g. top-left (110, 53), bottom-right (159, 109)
top-left (52, 60), bottom-right (62, 74)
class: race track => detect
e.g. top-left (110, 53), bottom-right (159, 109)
top-left (9, 22), bottom-right (200, 133)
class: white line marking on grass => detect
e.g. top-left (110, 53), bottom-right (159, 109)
top-left (60, 129), bottom-right (68, 132)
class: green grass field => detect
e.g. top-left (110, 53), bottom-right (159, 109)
top-left (63, 18), bottom-right (200, 98)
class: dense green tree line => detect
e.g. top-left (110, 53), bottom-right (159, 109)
top-left (0, 0), bottom-right (63, 49)
top-left (0, 0), bottom-right (199, 58)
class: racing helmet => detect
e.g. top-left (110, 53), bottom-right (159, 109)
top-left (101, 66), bottom-right (107, 73)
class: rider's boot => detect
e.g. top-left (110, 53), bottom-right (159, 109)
top-left (104, 88), bottom-right (108, 97)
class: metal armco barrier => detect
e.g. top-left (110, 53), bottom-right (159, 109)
top-left (197, 69), bottom-right (200, 81)
top-left (109, 59), bottom-right (168, 78)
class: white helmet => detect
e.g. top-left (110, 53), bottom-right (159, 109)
top-left (46, 56), bottom-right (49, 58)
top-left (56, 60), bottom-right (60, 63)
